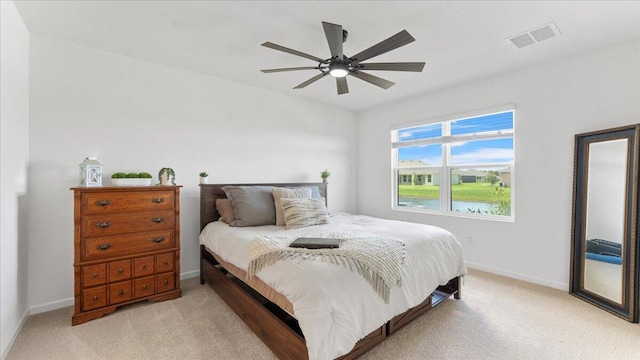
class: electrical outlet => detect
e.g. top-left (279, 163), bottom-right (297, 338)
top-left (466, 235), bottom-right (473, 245)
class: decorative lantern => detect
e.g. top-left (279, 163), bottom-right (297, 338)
top-left (79, 157), bottom-right (103, 187)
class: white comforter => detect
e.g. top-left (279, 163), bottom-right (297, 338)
top-left (199, 213), bottom-right (466, 360)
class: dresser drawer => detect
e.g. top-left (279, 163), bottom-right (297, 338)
top-left (109, 281), bottom-right (132, 305)
top-left (108, 259), bottom-right (131, 282)
top-left (82, 264), bottom-right (106, 287)
top-left (155, 253), bottom-right (174, 273)
top-left (81, 191), bottom-right (174, 214)
top-left (156, 272), bottom-right (175, 293)
top-left (82, 210), bottom-right (175, 236)
top-left (134, 276), bottom-right (155, 299)
top-left (82, 286), bottom-right (107, 311)
top-left (134, 256), bottom-right (155, 278)
top-left (82, 230), bottom-right (174, 261)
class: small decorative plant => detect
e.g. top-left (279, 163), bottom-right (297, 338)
top-left (111, 171), bottom-right (153, 186)
top-left (158, 167), bottom-right (176, 186)
top-left (199, 171), bottom-right (208, 184)
top-left (320, 169), bottom-right (331, 182)
top-left (112, 172), bottom-right (152, 179)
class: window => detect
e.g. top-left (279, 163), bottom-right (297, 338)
top-left (391, 107), bottom-right (514, 220)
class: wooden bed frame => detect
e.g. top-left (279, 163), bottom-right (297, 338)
top-left (199, 183), bottom-right (461, 360)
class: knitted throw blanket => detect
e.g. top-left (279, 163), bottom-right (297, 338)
top-left (248, 235), bottom-right (405, 303)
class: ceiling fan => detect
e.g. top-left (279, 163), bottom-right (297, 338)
top-left (261, 21), bottom-right (425, 95)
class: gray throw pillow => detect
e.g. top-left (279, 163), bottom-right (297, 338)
top-left (222, 186), bottom-right (275, 227)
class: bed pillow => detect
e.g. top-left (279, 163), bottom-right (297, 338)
top-left (281, 197), bottom-right (329, 230)
top-left (222, 185), bottom-right (275, 227)
top-left (310, 186), bottom-right (322, 199)
top-left (272, 187), bottom-right (313, 226)
top-left (215, 199), bottom-right (235, 224)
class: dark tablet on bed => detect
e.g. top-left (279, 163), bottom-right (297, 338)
top-left (290, 237), bottom-right (342, 249)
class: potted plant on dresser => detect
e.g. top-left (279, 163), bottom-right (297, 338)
top-left (111, 172), bottom-right (153, 186)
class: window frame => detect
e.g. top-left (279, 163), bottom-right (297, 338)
top-left (391, 105), bottom-right (515, 222)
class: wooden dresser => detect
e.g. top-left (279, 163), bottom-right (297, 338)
top-left (71, 186), bottom-right (182, 325)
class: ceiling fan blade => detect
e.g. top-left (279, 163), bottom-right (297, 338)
top-left (261, 67), bottom-right (320, 73)
top-left (262, 42), bottom-right (327, 63)
top-left (294, 72), bottom-right (329, 89)
top-left (322, 21), bottom-right (343, 60)
top-left (336, 77), bottom-right (349, 95)
top-left (358, 62), bottom-right (425, 72)
top-left (351, 71), bottom-right (395, 89)
top-left (350, 30), bottom-right (415, 63)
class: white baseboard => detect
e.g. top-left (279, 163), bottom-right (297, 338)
top-left (29, 298), bottom-right (74, 315)
top-left (1, 308), bottom-right (29, 360)
top-left (466, 261), bottom-right (568, 291)
top-left (180, 270), bottom-right (199, 280)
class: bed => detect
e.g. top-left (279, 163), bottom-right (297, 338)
top-left (199, 182), bottom-right (466, 360)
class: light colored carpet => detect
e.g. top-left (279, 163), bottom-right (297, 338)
top-left (584, 258), bottom-right (622, 303)
top-left (6, 268), bottom-right (640, 360)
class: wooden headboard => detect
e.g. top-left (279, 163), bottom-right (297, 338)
top-left (199, 182), bottom-right (328, 231)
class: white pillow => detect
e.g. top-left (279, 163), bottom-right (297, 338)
top-left (272, 187), bottom-right (313, 226)
top-left (281, 198), bottom-right (329, 230)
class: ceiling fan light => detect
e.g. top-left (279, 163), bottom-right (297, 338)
top-left (329, 63), bottom-right (348, 77)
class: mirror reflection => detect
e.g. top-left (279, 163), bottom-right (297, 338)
top-left (583, 139), bottom-right (628, 304)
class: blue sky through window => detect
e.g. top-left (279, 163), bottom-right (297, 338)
top-left (397, 111), bottom-right (513, 165)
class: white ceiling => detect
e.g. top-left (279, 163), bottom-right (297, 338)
top-left (13, 1), bottom-right (640, 112)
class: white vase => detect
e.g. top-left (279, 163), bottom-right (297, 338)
top-left (199, 177), bottom-right (208, 184)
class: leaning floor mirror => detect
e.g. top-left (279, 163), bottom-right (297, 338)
top-left (570, 124), bottom-right (639, 322)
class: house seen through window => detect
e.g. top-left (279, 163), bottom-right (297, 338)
top-left (391, 108), bottom-right (514, 219)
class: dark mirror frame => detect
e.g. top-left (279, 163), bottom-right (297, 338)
top-left (570, 124), bottom-right (639, 322)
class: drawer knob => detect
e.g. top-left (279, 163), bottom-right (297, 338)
top-left (96, 243), bottom-right (112, 251)
top-left (163, 260), bottom-right (169, 266)
top-left (143, 285), bottom-right (148, 290)
top-left (152, 237), bottom-right (165, 243)
top-left (118, 268), bottom-right (124, 274)
top-left (92, 296), bottom-right (99, 302)
top-left (142, 264), bottom-right (147, 270)
top-left (151, 197), bottom-right (164, 204)
top-left (95, 200), bottom-right (112, 207)
top-left (96, 221), bottom-right (112, 228)
top-left (163, 280), bottom-right (169, 286)
top-left (118, 290), bottom-right (125, 297)
top-left (92, 272), bottom-right (99, 278)
top-left (152, 217), bottom-right (164, 223)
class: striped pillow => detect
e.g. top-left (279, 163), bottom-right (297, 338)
top-left (272, 187), bottom-right (312, 226)
top-left (281, 198), bottom-right (329, 230)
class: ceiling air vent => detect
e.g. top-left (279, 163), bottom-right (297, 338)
top-left (506, 22), bottom-right (561, 49)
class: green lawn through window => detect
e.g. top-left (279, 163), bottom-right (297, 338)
top-left (399, 182), bottom-right (510, 203)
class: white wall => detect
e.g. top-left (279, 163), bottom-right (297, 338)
top-left (28, 35), bottom-right (358, 311)
top-left (357, 39), bottom-right (640, 290)
top-left (0, 1), bottom-right (30, 358)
